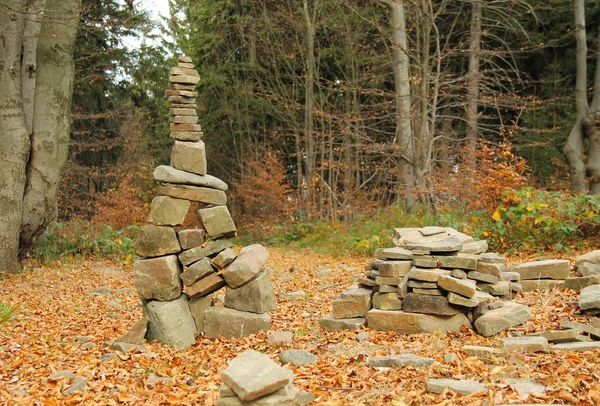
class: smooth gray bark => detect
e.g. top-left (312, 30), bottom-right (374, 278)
top-left (0, 0), bottom-right (81, 272)
top-left (0, 0), bottom-right (31, 273)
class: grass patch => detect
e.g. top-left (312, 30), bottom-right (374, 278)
top-left (0, 302), bottom-right (16, 324)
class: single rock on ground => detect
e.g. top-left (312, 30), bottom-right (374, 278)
top-left (279, 350), bottom-right (317, 366)
top-left (221, 350), bottom-right (293, 401)
top-left (426, 378), bottom-right (487, 395)
top-left (501, 336), bottom-right (550, 353)
top-left (368, 354), bottom-right (434, 369)
top-left (474, 301), bottom-right (532, 337)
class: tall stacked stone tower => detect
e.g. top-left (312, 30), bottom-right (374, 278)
top-left (131, 56), bottom-right (276, 350)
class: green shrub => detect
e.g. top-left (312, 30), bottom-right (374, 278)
top-left (485, 187), bottom-right (600, 254)
top-left (0, 302), bottom-right (15, 324)
top-left (34, 220), bottom-right (138, 264)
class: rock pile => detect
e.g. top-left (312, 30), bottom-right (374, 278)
top-left (128, 56), bottom-right (275, 349)
top-left (217, 350), bottom-right (311, 405)
top-left (320, 227), bottom-right (532, 336)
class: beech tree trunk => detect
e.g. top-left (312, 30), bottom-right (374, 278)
top-left (377, 0), bottom-right (415, 207)
top-left (302, 0), bottom-right (318, 205)
top-left (563, 0), bottom-right (600, 194)
top-left (465, 0), bottom-right (482, 171)
top-left (0, 0), bottom-right (81, 272)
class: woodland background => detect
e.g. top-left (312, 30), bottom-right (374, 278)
top-left (41, 0), bottom-right (599, 263)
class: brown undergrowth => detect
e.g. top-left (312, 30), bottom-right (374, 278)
top-left (0, 248), bottom-right (599, 405)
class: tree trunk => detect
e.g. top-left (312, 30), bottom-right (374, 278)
top-left (0, 0), bottom-right (81, 271)
top-left (21, 0), bottom-right (46, 134)
top-left (465, 0), bottom-right (482, 171)
top-left (563, 0), bottom-right (588, 193)
top-left (302, 0), bottom-right (317, 207)
top-left (377, 0), bottom-right (415, 207)
top-left (19, 0), bottom-right (81, 253)
top-left (0, 0), bottom-right (31, 273)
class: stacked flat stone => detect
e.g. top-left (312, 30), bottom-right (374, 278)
top-left (130, 56), bottom-right (275, 350)
top-left (217, 350), bottom-right (310, 406)
top-left (320, 227), bottom-right (532, 336)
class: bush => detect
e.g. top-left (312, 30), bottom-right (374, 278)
top-left (33, 220), bottom-right (138, 264)
top-left (485, 187), bottom-right (600, 254)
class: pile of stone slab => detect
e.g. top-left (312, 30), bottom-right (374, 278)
top-left (127, 56), bottom-right (275, 349)
top-left (217, 350), bottom-right (312, 406)
top-left (320, 227), bottom-right (532, 336)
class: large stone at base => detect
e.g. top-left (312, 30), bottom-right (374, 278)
top-left (217, 384), bottom-right (300, 406)
top-left (510, 259), bottom-right (570, 280)
top-left (225, 270), bottom-right (277, 314)
top-left (222, 244), bottom-right (270, 288)
top-left (135, 225), bottom-right (181, 258)
top-left (144, 295), bottom-right (197, 350)
top-left (203, 307), bottom-right (271, 339)
top-left (474, 301), bottom-right (532, 337)
top-left (134, 255), bottom-right (182, 301)
top-left (189, 296), bottom-right (213, 333)
top-left (319, 316), bottom-right (365, 331)
top-left (221, 350), bottom-right (293, 401)
top-left (366, 309), bottom-right (471, 334)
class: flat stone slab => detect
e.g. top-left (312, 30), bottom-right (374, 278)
top-left (366, 309), bottom-right (471, 334)
top-left (319, 316), bottom-right (365, 331)
top-left (426, 378), bottom-right (487, 395)
top-left (181, 257), bottom-right (215, 286)
top-left (564, 276), bottom-right (600, 291)
top-left (447, 292), bottom-right (478, 308)
top-left (179, 239), bottom-right (234, 266)
top-left (402, 236), bottom-right (463, 253)
top-left (509, 259), bottom-right (570, 280)
top-left (552, 342), bottom-right (600, 351)
top-left (407, 268), bottom-right (449, 282)
top-left (474, 301), bottom-right (532, 337)
top-left (520, 279), bottom-right (565, 292)
top-left (203, 307), bottom-right (271, 339)
top-left (279, 350), bottom-right (317, 366)
top-left (438, 275), bottom-right (476, 297)
top-left (378, 260), bottom-right (412, 277)
top-left (460, 240), bottom-right (488, 254)
top-left (529, 329), bottom-right (592, 343)
top-left (217, 384), bottom-right (300, 406)
top-left (372, 292), bottom-right (402, 310)
top-left (505, 378), bottom-right (546, 395)
top-left (184, 273), bottom-right (226, 299)
top-left (154, 165), bottom-right (228, 191)
top-left (579, 262), bottom-right (600, 276)
top-left (579, 285), bottom-right (600, 310)
top-left (439, 253), bottom-right (479, 271)
top-left (158, 183), bottom-right (227, 205)
top-left (221, 350), bottom-right (292, 401)
top-left (368, 354), bottom-right (433, 369)
top-left (560, 320), bottom-right (600, 340)
top-left (501, 336), bottom-right (550, 353)
top-left (462, 345), bottom-right (505, 357)
top-left (393, 227), bottom-right (473, 247)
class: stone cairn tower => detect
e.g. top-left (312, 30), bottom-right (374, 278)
top-left (131, 56), bottom-right (276, 350)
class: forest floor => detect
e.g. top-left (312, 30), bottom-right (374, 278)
top-left (1, 247), bottom-right (599, 405)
